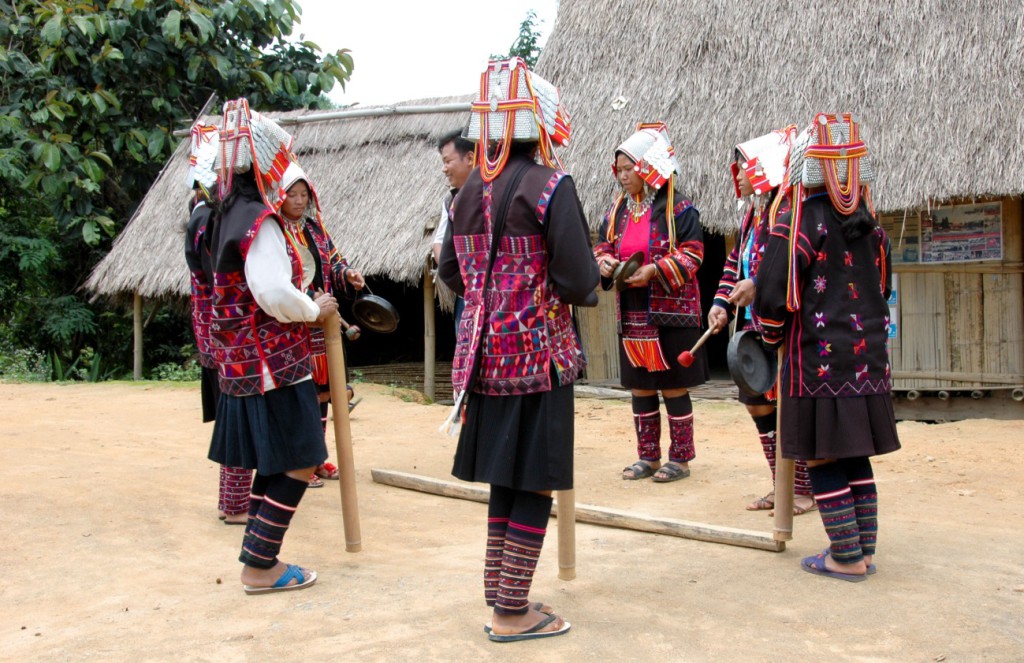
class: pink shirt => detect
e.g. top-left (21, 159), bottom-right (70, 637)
top-left (618, 209), bottom-right (651, 264)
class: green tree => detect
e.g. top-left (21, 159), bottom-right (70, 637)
top-left (0, 0), bottom-right (353, 378)
top-left (490, 10), bottom-right (544, 68)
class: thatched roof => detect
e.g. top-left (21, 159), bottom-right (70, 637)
top-left (535, 0), bottom-right (1024, 233)
top-left (85, 98), bottom-right (472, 301)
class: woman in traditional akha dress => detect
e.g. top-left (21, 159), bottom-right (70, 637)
top-left (594, 123), bottom-right (708, 483)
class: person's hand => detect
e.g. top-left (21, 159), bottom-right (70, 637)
top-left (708, 305), bottom-right (729, 333)
top-left (625, 263), bottom-right (658, 287)
top-left (314, 290), bottom-right (338, 323)
top-left (345, 268), bottom-right (365, 290)
top-left (728, 278), bottom-right (756, 307)
top-left (597, 255), bottom-right (619, 278)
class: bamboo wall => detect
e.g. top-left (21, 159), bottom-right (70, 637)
top-left (577, 289), bottom-right (619, 383)
top-left (889, 196), bottom-right (1024, 390)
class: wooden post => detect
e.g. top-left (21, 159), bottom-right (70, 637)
top-left (772, 346), bottom-right (794, 542)
top-left (133, 291), bottom-right (143, 380)
top-left (556, 489), bottom-right (576, 580)
top-left (323, 314), bottom-right (362, 552)
top-left (423, 258), bottom-right (436, 402)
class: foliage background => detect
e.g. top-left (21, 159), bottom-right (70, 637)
top-left (0, 0), bottom-right (352, 380)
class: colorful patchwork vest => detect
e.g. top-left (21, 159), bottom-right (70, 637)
top-left (210, 197), bottom-right (312, 396)
top-left (185, 203), bottom-right (215, 369)
top-left (451, 160), bottom-right (585, 396)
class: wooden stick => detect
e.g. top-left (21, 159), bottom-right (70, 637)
top-left (323, 314), bottom-right (362, 552)
top-left (556, 489), bottom-right (576, 580)
top-left (772, 346), bottom-right (794, 542)
top-left (371, 469), bottom-right (784, 552)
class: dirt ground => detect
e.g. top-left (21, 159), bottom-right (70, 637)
top-left (2, 380), bottom-right (1022, 662)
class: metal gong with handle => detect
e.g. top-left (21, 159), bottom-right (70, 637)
top-left (351, 286), bottom-right (399, 334)
top-left (612, 251), bottom-right (645, 292)
top-left (727, 329), bottom-right (778, 397)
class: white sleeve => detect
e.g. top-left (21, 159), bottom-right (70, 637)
top-left (245, 220), bottom-right (320, 323)
top-left (432, 199), bottom-right (449, 246)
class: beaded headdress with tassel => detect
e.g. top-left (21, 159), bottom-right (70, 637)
top-left (607, 122), bottom-right (682, 247)
top-left (783, 112), bottom-right (877, 312)
top-left (466, 57), bottom-right (571, 182)
top-left (215, 98), bottom-right (294, 210)
top-left (185, 122), bottom-right (219, 199)
top-left (731, 125), bottom-right (797, 228)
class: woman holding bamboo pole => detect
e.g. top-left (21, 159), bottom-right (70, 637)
top-left (754, 113), bottom-right (901, 582)
top-left (206, 99), bottom-right (336, 594)
top-left (438, 59), bottom-right (597, 642)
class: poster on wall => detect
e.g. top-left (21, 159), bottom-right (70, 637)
top-left (886, 273), bottom-right (898, 340)
top-left (920, 201), bottom-right (1003, 263)
top-left (879, 213), bottom-right (921, 264)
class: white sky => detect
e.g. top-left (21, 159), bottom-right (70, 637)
top-left (292, 0), bottom-right (560, 106)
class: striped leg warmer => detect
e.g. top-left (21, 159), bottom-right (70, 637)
top-left (808, 462), bottom-right (863, 564)
top-left (665, 394), bottom-right (695, 463)
top-left (219, 465), bottom-right (253, 515)
top-left (842, 457), bottom-right (878, 556)
top-left (632, 395), bottom-right (662, 462)
top-left (239, 474), bottom-right (308, 569)
top-left (794, 459), bottom-right (813, 496)
top-left (495, 491), bottom-right (553, 616)
top-left (485, 485), bottom-right (515, 607)
top-left (244, 473), bottom-right (271, 536)
top-left (751, 413), bottom-right (777, 480)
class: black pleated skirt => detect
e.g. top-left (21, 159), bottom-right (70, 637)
top-left (209, 379), bottom-right (327, 475)
top-left (200, 366), bottom-right (220, 423)
top-left (452, 374), bottom-right (574, 492)
top-left (780, 392), bottom-right (901, 461)
top-left (619, 325), bottom-right (710, 390)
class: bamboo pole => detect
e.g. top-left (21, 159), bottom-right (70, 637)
top-left (423, 258), bottom-right (436, 401)
top-left (556, 489), bottom-right (576, 580)
top-left (772, 346), bottom-right (795, 541)
top-left (133, 292), bottom-right (143, 380)
top-left (323, 314), bottom-right (362, 552)
top-left (371, 469), bottom-right (784, 552)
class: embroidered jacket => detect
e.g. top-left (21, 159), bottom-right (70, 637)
top-left (754, 194), bottom-right (893, 398)
top-left (594, 190), bottom-right (704, 329)
top-left (291, 215), bottom-right (353, 386)
top-left (184, 202), bottom-right (215, 369)
top-left (439, 155), bottom-right (599, 396)
top-left (210, 195), bottom-right (312, 397)
top-left (714, 194), bottom-right (790, 332)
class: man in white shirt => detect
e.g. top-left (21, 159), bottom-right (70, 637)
top-left (432, 130), bottom-right (475, 331)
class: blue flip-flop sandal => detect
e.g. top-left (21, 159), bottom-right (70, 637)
top-left (244, 564), bottom-right (317, 595)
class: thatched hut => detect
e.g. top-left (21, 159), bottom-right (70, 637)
top-left (84, 98), bottom-right (473, 396)
top-left (535, 0), bottom-right (1024, 418)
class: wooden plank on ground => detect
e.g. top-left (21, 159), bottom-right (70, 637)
top-left (370, 469), bottom-right (784, 553)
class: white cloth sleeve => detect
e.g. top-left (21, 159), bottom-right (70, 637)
top-left (432, 199), bottom-right (449, 246)
top-left (245, 220), bottom-right (320, 323)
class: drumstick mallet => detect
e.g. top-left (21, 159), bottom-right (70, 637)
top-left (323, 312), bottom-right (362, 552)
top-left (677, 326), bottom-right (716, 367)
